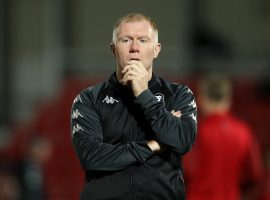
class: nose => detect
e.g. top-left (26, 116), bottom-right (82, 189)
top-left (129, 40), bottom-right (140, 53)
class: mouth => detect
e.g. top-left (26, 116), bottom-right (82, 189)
top-left (129, 58), bottom-right (140, 61)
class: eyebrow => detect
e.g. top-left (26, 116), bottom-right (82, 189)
top-left (118, 35), bottom-right (151, 40)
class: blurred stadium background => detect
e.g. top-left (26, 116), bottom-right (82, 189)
top-left (0, 0), bottom-right (269, 199)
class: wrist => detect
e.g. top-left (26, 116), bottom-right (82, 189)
top-left (134, 88), bottom-right (148, 97)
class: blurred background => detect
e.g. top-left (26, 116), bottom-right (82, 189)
top-left (0, 0), bottom-right (269, 199)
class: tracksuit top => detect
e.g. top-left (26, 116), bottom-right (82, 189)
top-left (184, 112), bottom-right (264, 200)
top-left (71, 73), bottom-right (197, 200)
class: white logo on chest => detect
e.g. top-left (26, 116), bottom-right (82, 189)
top-left (102, 95), bottom-right (119, 104)
top-left (154, 93), bottom-right (164, 102)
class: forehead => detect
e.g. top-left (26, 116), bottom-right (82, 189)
top-left (117, 20), bottom-right (154, 37)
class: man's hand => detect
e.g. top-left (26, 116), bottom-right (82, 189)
top-left (147, 140), bottom-right (161, 152)
top-left (121, 60), bottom-right (149, 97)
top-left (171, 110), bottom-right (182, 118)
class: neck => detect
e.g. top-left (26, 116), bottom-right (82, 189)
top-left (204, 102), bottom-right (230, 116)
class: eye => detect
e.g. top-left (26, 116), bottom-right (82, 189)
top-left (139, 38), bottom-right (148, 43)
top-left (119, 37), bottom-right (131, 43)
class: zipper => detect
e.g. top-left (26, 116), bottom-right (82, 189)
top-left (130, 170), bottom-right (134, 200)
top-left (129, 128), bottom-right (134, 200)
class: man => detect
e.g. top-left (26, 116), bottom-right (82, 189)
top-left (183, 73), bottom-right (264, 200)
top-left (71, 13), bottom-right (197, 200)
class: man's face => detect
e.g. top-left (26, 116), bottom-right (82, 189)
top-left (111, 20), bottom-right (161, 75)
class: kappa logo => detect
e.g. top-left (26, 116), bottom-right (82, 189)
top-left (73, 95), bottom-right (83, 104)
top-left (189, 100), bottom-right (197, 109)
top-left (72, 124), bottom-right (84, 135)
top-left (102, 95), bottom-right (119, 104)
top-left (154, 93), bottom-right (164, 102)
top-left (187, 88), bottom-right (193, 94)
top-left (71, 109), bottom-right (83, 119)
top-left (189, 113), bottom-right (197, 123)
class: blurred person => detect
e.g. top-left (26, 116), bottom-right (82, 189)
top-left (0, 167), bottom-right (21, 200)
top-left (183, 73), bottom-right (264, 200)
top-left (71, 13), bottom-right (197, 200)
top-left (16, 136), bottom-right (52, 200)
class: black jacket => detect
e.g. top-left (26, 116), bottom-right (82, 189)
top-left (71, 73), bottom-right (197, 200)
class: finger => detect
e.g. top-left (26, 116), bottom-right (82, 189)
top-left (122, 64), bottom-right (139, 74)
top-left (122, 65), bottom-right (142, 81)
top-left (126, 60), bottom-right (144, 71)
top-left (175, 111), bottom-right (182, 118)
top-left (171, 110), bottom-right (182, 118)
top-left (171, 110), bottom-right (178, 115)
top-left (121, 65), bottom-right (132, 74)
top-left (121, 70), bottom-right (134, 85)
top-left (176, 114), bottom-right (181, 118)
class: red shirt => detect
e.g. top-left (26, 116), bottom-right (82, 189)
top-left (183, 112), bottom-right (263, 200)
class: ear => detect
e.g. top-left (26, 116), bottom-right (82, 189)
top-left (110, 42), bottom-right (116, 57)
top-left (153, 43), bottom-right (161, 59)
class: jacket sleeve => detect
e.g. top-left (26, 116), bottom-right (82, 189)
top-left (71, 90), bottom-right (154, 171)
top-left (134, 85), bottom-right (197, 155)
